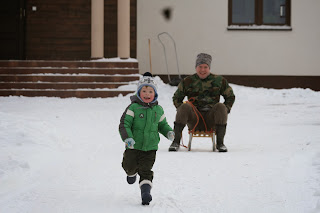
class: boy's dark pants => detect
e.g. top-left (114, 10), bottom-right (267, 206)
top-left (122, 149), bottom-right (156, 183)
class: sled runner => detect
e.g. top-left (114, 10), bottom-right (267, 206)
top-left (188, 129), bottom-right (216, 151)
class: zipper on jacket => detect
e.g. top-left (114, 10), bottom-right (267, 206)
top-left (142, 108), bottom-right (149, 151)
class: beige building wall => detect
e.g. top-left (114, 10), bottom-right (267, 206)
top-left (137, 0), bottom-right (320, 76)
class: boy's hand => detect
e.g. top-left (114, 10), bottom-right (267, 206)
top-left (124, 138), bottom-right (135, 149)
top-left (167, 131), bottom-right (175, 141)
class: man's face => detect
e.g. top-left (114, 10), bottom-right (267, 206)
top-left (196, 64), bottom-right (210, 79)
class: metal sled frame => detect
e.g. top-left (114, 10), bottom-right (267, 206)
top-left (188, 130), bottom-right (216, 151)
top-left (157, 32), bottom-right (182, 82)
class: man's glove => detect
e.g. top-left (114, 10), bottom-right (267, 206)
top-left (167, 131), bottom-right (175, 141)
top-left (124, 138), bottom-right (135, 149)
top-left (225, 104), bottom-right (231, 114)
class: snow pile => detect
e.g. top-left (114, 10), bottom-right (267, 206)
top-left (90, 57), bottom-right (138, 62)
top-left (0, 78), bottom-right (320, 213)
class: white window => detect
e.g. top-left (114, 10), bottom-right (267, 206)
top-left (228, 0), bottom-right (291, 30)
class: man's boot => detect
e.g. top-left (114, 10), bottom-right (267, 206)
top-left (140, 180), bottom-right (152, 205)
top-left (168, 122), bottom-right (185, 152)
top-left (216, 124), bottom-right (228, 152)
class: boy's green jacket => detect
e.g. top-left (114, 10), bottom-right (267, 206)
top-left (119, 95), bottom-right (173, 151)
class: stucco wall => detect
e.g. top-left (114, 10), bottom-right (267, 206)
top-left (137, 0), bottom-right (320, 76)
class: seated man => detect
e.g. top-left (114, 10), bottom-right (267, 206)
top-left (169, 53), bottom-right (235, 152)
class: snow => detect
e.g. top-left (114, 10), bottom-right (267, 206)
top-left (90, 57), bottom-right (138, 62)
top-left (0, 76), bottom-right (320, 213)
top-left (227, 25), bottom-right (292, 30)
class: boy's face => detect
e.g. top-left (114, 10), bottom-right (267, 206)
top-left (139, 86), bottom-right (155, 103)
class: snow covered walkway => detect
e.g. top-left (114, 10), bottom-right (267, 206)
top-left (1, 78), bottom-right (320, 213)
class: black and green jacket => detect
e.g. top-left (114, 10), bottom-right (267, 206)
top-left (119, 95), bottom-right (173, 151)
top-left (172, 73), bottom-right (235, 112)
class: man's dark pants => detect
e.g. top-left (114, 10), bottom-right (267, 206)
top-left (175, 102), bottom-right (228, 130)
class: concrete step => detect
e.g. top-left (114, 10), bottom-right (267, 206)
top-left (0, 67), bottom-right (139, 75)
top-left (0, 90), bottom-right (134, 98)
top-left (0, 75), bottom-right (139, 83)
top-left (0, 82), bottom-right (128, 89)
top-left (0, 60), bottom-right (138, 68)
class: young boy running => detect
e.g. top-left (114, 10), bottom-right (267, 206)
top-left (119, 72), bottom-right (174, 205)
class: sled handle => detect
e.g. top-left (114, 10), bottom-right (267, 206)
top-left (157, 32), bottom-right (181, 81)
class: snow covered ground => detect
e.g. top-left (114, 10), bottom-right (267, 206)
top-left (1, 77), bottom-right (320, 213)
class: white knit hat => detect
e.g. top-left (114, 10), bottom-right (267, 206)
top-left (137, 72), bottom-right (158, 102)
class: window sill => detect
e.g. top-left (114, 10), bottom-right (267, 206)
top-left (227, 25), bottom-right (292, 31)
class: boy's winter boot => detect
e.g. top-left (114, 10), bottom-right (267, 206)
top-left (216, 124), bottom-right (228, 152)
top-left (140, 180), bottom-right (152, 205)
top-left (126, 173), bottom-right (137, 184)
top-left (168, 122), bottom-right (185, 152)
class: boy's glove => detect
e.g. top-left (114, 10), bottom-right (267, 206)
top-left (124, 138), bottom-right (135, 149)
top-left (167, 131), bottom-right (175, 141)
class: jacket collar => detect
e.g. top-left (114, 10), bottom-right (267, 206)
top-left (130, 95), bottom-right (158, 108)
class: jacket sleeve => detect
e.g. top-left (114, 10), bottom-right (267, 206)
top-left (220, 78), bottom-right (235, 113)
top-left (119, 104), bottom-right (134, 141)
top-left (172, 80), bottom-right (186, 108)
top-left (157, 107), bottom-right (173, 138)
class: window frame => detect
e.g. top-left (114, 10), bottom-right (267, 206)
top-left (228, 0), bottom-right (291, 30)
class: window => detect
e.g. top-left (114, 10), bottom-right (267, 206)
top-left (228, 0), bottom-right (291, 29)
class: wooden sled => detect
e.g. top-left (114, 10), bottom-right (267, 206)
top-left (188, 130), bottom-right (216, 151)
